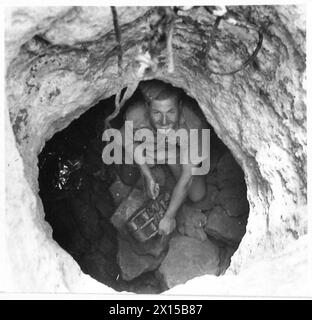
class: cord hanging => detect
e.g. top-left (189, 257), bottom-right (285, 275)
top-left (206, 15), bottom-right (263, 76)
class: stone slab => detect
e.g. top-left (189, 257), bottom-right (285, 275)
top-left (159, 235), bottom-right (220, 289)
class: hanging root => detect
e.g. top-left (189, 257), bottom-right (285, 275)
top-left (105, 82), bottom-right (139, 129)
top-left (111, 6), bottom-right (123, 75)
top-left (105, 7), bottom-right (139, 129)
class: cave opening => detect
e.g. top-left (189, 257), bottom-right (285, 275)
top-left (38, 81), bottom-right (250, 294)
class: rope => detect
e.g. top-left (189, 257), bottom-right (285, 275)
top-left (206, 16), bottom-right (263, 76)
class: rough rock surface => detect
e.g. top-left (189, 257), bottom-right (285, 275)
top-left (166, 235), bottom-right (309, 297)
top-left (176, 149), bottom-right (249, 246)
top-left (117, 236), bottom-right (165, 281)
top-left (205, 206), bottom-right (247, 244)
top-left (4, 6), bottom-right (307, 295)
top-left (159, 235), bottom-right (220, 289)
top-left (109, 145), bottom-right (248, 286)
top-left (176, 205), bottom-right (208, 242)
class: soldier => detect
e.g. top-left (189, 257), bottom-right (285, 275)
top-left (115, 80), bottom-right (209, 236)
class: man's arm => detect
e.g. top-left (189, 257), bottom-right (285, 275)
top-left (158, 163), bottom-right (194, 235)
top-left (125, 139), bottom-right (159, 199)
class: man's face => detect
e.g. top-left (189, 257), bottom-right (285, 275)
top-left (149, 96), bottom-right (179, 132)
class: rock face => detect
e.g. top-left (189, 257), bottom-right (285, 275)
top-left (4, 6), bottom-right (307, 295)
top-left (204, 206), bottom-right (247, 244)
top-left (177, 149), bottom-right (249, 245)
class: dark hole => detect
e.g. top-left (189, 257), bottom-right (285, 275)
top-left (38, 81), bottom-right (249, 293)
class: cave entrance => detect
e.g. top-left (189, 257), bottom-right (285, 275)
top-left (38, 81), bottom-right (250, 293)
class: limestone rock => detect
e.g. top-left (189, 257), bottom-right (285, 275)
top-left (127, 233), bottom-right (170, 258)
top-left (159, 235), bottom-right (220, 289)
top-left (117, 236), bottom-right (165, 281)
top-left (205, 206), bottom-right (247, 244)
top-left (217, 184), bottom-right (249, 217)
top-left (119, 271), bottom-right (162, 294)
top-left (176, 204), bottom-right (208, 242)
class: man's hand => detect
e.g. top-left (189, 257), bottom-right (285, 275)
top-left (146, 177), bottom-right (160, 200)
top-left (158, 216), bottom-right (176, 236)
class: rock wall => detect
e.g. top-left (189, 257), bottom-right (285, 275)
top-left (4, 6), bottom-right (307, 295)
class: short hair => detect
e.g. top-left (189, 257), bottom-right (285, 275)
top-left (140, 80), bottom-right (181, 104)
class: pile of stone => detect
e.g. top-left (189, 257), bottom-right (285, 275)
top-left (110, 149), bottom-right (249, 290)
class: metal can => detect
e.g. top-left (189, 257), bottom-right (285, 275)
top-left (127, 192), bottom-right (170, 242)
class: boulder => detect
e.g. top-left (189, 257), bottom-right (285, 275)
top-left (176, 204), bottom-right (208, 242)
top-left (204, 206), bottom-right (247, 244)
top-left (117, 236), bottom-right (165, 281)
top-left (217, 185), bottom-right (249, 217)
top-left (159, 235), bottom-right (220, 289)
top-left (127, 232), bottom-right (170, 258)
top-left (119, 271), bottom-right (162, 294)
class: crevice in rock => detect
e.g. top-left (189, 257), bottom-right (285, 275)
top-left (38, 84), bottom-right (250, 293)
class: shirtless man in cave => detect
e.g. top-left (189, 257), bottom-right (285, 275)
top-left (115, 80), bottom-right (209, 236)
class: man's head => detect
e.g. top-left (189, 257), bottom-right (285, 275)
top-left (140, 80), bottom-right (181, 132)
